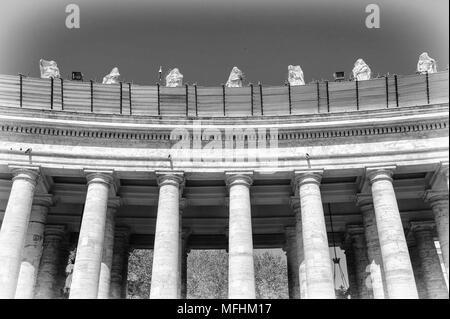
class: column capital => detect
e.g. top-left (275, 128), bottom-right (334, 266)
top-left (8, 165), bottom-right (40, 185)
top-left (365, 165), bottom-right (396, 184)
top-left (225, 171), bottom-right (253, 188)
top-left (423, 190), bottom-right (449, 204)
top-left (293, 169), bottom-right (323, 188)
top-left (284, 225), bottom-right (297, 237)
top-left (156, 171), bottom-right (185, 188)
top-left (84, 169), bottom-right (114, 186)
top-left (33, 193), bottom-right (54, 207)
top-left (410, 220), bottom-right (436, 233)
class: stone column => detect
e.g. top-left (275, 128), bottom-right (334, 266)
top-left (410, 221), bottom-right (448, 299)
top-left (342, 240), bottom-right (359, 299)
top-left (34, 225), bottom-right (67, 299)
top-left (408, 237), bottom-right (428, 299)
top-left (367, 167), bottom-right (418, 299)
top-left (294, 170), bottom-right (335, 299)
top-left (110, 227), bottom-right (130, 299)
top-left (357, 195), bottom-right (387, 299)
top-left (0, 166), bottom-right (40, 299)
top-left (150, 172), bottom-right (184, 299)
top-left (69, 171), bottom-right (113, 299)
top-left (15, 195), bottom-right (53, 299)
top-left (97, 199), bottom-right (120, 299)
top-left (290, 197), bottom-right (307, 299)
top-left (180, 228), bottom-right (190, 299)
top-left (424, 191), bottom-right (449, 279)
top-left (284, 226), bottom-right (300, 299)
top-left (226, 172), bottom-right (256, 299)
top-left (346, 225), bottom-right (372, 299)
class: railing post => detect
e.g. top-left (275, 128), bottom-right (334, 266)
top-left (355, 79), bottom-right (359, 111)
top-left (425, 71), bottom-right (430, 104)
top-left (90, 80), bottom-right (94, 113)
top-left (394, 74), bottom-right (399, 107)
top-left (129, 83), bottom-right (132, 115)
top-left (385, 75), bottom-right (389, 108)
top-left (316, 81), bottom-right (320, 113)
top-left (19, 74), bottom-right (23, 108)
top-left (61, 78), bottom-right (64, 110)
top-left (194, 84), bottom-right (198, 117)
top-left (157, 83), bottom-right (161, 116)
top-left (250, 83), bottom-right (254, 116)
top-left (287, 82), bottom-right (292, 115)
top-left (259, 82), bottom-right (264, 116)
top-left (222, 84), bottom-right (226, 116)
top-left (119, 82), bottom-right (123, 115)
top-left (185, 84), bottom-right (189, 116)
top-left (50, 77), bottom-right (54, 110)
top-left (325, 81), bottom-right (330, 112)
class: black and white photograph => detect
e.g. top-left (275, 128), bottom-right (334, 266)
top-left (0, 0), bottom-right (448, 313)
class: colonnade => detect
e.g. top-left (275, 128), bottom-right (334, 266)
top-left (0, 165), bottom-right (448, 299)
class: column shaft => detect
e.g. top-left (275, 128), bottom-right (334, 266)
top-left (69, 171), bottom-right (112, 299)
top-left (110, 227), bottom-right (130, 299)
top-left (15, 197), bottom-right (51, 298)
top-left (34, 225), bottom-right (67, 299)
top-left (150, 173), bottom-right (183, 299)
top-left (412, 222), bottom-right (449, 299)
top-left (284, 227), bottom-right (300, 299)
top-left (368, 168), bottom-right (418, 299)
top-left (227, 173), bottom-right (256, 299)
top-left (296, 171), bottom-right (335, 299)
top-left (97, 204), bottom-right (117, 299)
top-left (0, 167), bottom-right (39, 299)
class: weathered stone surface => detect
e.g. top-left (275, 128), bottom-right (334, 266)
top-left (110, 227), bottom-right (130, 299)
top-left (295, 171), bottom-right (335, 299)
top-left (288, 65), bottom-right (305, 86)
top-left (411, 221), bottom-right (449, 299)
top-left (165, 68), bottom-right (183, 87)
top-left (69, 171), bottom-right (113, 299)
top-left (352, 58), bottom-right (371, 81)
top-left (226, 67), bottom-right (244, 88)
top-left (0, 167), bottom-right (40, 299)
top-left (367, 167), bottom-right (418, 299)
top-left (39, 59), bottom-right (60, 79)
top-left (284, 226), bottom-right (300, 299)
top-left (417, 52), bottom-right (437, 74)
top-left (102, 67), bottom-right (121, 84)
top-left (150, 172), bottom-right (184, 299)
top-left (34, 225), bottom-right (67, 299)
top-left (15, 195), bottom-right (52, 299)
top-left (226, 172), bottom-right (255, 299)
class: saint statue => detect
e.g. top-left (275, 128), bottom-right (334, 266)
top-left (352, 58), bottom-right (371, 81)
top-left (165, 68), bottom-right (183, 87)
top-left (288, 65), bottom-right (305, 86)
top-left (39, 59), bottom-right (60, 79)
top-left (225, 66), bottom-right (244, 88)
top-left (102, 67), bottom-right (121, 84)
top-left (417, 52), bottom-right (437, 74)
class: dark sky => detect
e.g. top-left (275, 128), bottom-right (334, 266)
top-left (0, 0), bottom-right (448, 85)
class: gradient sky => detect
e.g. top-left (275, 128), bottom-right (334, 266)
top-left (0, 0), bottom-right (448, 85)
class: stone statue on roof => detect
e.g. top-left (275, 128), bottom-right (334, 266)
top-left (102, 67), bottom-right (121, 84)
top-left (352, 58), bottom-right (371, 81)
top-left (225, 66), bottom-right (244, 88)
top-left (166, 68), bottom-right (183, 87)
top-left (39, 59), bottom-right (60, 79)
top-left (417, 52), bottom-right (437, 74)
top-left (288, 65), bottom-right (305, 86)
